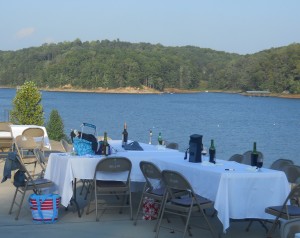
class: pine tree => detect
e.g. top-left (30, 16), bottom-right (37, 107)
top-left (46, 109), bottom-right (66, 141)
top-left (10, 81), bottom-right (44, 125)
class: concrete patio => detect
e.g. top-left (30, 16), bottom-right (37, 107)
top-left (0, 165), bottom-right (281, 238)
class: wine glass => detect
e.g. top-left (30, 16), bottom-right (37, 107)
top-left (256, 156), bottom-right (263, 171)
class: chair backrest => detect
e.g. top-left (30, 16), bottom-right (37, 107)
top-left (60, 139), bottom-right (72, 152)
top-left (228, 154), bottom-right (243, 163)
top-left (0, 122), bottom-right (13, 151)
top-left (94, 157), bottom-right (132, 182)
top-left (283, 165), bottom-right (300, 183)
top-left (140, 161), bottom-right (163, 190)
top-left (15, 135), bottom-right (38, 150)
top-left (242, 150), bottom-right (263, 165)
top-left (0, 122), bottom-right (12, 132)
top-left (22, 127), bottom-right (44, 137)
top-left (282, 184), bottom-right (300, 208)
top-left (270, 158), bottom-right (294, 171)
top-left (22, 127), bottom-right (45, 150)
top-left (166, 142), bottom-right (179, 150)
top-left (162, 170), bottom-right (192, 192)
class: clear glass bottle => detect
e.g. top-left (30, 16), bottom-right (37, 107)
top-left (209, 139), bottom-right (216, 163)
top-left (122, 122), bottom-right (128, 147)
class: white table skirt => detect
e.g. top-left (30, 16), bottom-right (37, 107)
top-left (44, 140), bottom-right (290, 232)
top-left (10, 125), bottom-right (51, 149)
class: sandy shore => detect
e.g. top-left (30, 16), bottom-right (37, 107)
top-left (1, 85), bottom-right (300, 98)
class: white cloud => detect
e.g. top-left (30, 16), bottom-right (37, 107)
top-left (16, 27), bottom-right (35, 39)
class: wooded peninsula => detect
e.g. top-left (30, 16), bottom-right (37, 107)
top-left (0, 39), bottom-right (299, 95)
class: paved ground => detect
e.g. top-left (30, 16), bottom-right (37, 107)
top-left (0, 148), bottom-right (281, 238)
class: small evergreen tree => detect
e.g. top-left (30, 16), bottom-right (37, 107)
top-left (10, 81), bottom-right (44, 125)
top-left (46, 109), bottom-right (66, 141)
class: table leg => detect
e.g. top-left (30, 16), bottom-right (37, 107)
top-left (65, 178), bottom-right (81, 217)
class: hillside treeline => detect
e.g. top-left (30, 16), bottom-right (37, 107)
top-left (0, 39), bottom-right (299, 93)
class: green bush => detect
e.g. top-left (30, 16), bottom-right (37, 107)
top-left (10, 81), bottom-right (44, 125)
top-left (46, 109), bottom-right (66, 141)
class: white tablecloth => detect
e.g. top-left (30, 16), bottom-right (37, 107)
top-left (10, 125), bottom-right (51, 149)
top-left (44, 140), bottom-right (290, 232)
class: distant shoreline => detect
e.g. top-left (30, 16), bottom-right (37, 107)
top-left (1, 86), bottom-right (300, 98)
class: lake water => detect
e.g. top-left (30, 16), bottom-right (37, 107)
top-left (1, 88), bottom-right (300, 167)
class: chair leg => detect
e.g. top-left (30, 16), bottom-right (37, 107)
top-left (266, 219), bottom-right (280, 238)
top-left (9, 187), bottom-right (19, 215)
top-left (15, 189), bottom-right (26, 220)
top-left (133, 194), bottom-right (144, 225)
top-left (129, 191), bottom-right (133, 220)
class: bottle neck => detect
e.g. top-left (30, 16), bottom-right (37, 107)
top-left (253, 142), bottom-right (257, 152)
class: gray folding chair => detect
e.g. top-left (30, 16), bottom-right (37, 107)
top-left (241, 150), bottom-right (264, 165)
top-left (165, 142), bottom-right (179, 150)
top-left (133, 161), bottom-right (166, 229)
top-left (282, 165), bottom-right (300, 184)
top-left (60, 139), bottom-right (73, 152)
top-left (265, 184), bottom-right (300, 238)
top-left (86, 157), bottom-right (132, 221)
top-left (8, 152), bottom-right (53, 220)
top-left (155, 170), bottom-right (217, 238)
top-left (0, 122), bottom-right (13, 160)
top-left (228, 154), bottom-right (243, 163)
top-left (281, 218), bottom-right (300, 238)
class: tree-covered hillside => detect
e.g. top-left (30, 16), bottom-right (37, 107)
top-left (0, 39), bottom-right (299, 93)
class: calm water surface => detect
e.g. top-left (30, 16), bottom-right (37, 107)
top-left (1, 88), bottom-right (300, 167)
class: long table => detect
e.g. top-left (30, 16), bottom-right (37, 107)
top-left (44, 140), bottom-right (290, 232)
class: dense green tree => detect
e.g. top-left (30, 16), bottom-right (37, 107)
top-left (0, 39), bottom-right (300, 94)
top-left (46, 109), bottom-right (66, 141)
top-left (10, 81), bottom-right (44, 125)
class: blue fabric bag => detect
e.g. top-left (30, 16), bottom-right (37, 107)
top-left (73, 137), bottom-right (95, 156)
top-left (29, 194), bottom-right (60, 224)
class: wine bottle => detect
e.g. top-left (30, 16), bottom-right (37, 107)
top-left (122, 122), bottom-right (128, 147)
top-left (158, 132), bottom-right (163, 145)
top-left (251, 142), bottom-right (258, 166)
top-left (209, 139), bottom-right (216, 163)
top-left (103, 132), bottom-right (110, 156)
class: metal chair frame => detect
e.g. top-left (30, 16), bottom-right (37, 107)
top-left (8, 150), bottom-right (53, 220)
top-left (134, 161), bottom-right (166, 230)
top-left (86, 157), bottom-right (133, 221)
top-left (155, 170), bottom-right (217, 238)
top-left (265, 184), bottom-right (300, 238)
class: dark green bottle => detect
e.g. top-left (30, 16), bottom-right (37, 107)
top-left (209, 139), bottom-right (216, 163)
top-left (122, 122), bottom-right (128, 147)
top-left (251, 142), bottom-right (258, 166)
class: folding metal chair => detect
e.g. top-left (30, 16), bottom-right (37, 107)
top-left (228, 154), bottom-right (243, 163)
top-left (133, 161), bottom-right (167, 229)
top-left (0, 122), bottom-right (13, 161)
top-left (155, 170), bottom-right (217, 238)
top-left (265, 184), bottom-right (300, 238)
top-left (8, 152), bottom-right (53, 220)
top-left (86, 157), bottom-right (132, 221)
top-left (280, 218), bottom-right (300, 238)
top-left (269, 158), bottom-right (294, 171)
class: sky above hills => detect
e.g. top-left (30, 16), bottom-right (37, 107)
top-left (1, 0), bottom-right (299, 54)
